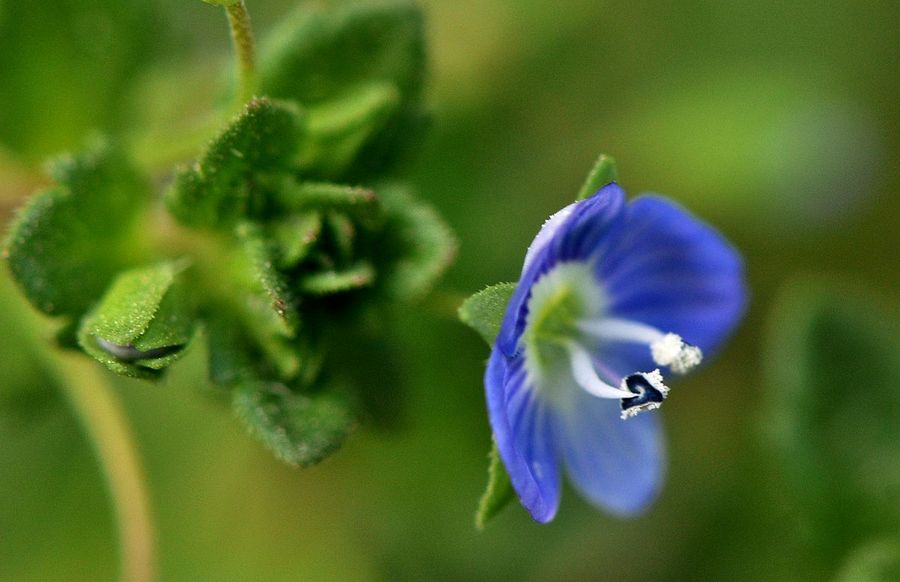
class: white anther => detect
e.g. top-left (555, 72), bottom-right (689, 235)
top-left (650, 333), bottom-right (703, 375)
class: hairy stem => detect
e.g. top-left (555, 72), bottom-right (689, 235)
top-left (226, 1), bottom-right (257, 106)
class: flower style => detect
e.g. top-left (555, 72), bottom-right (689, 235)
top-left (486, 183), bottom-right (746, 522)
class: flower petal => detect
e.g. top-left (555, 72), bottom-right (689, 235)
top-left (598, 195), bottom-right (746, 360)
top-left (485, 348), bottom-right (561, 523)
top-left (556, 387), bottom-right (665, 515)
top-left (496, 183), bottom-right (626, 356)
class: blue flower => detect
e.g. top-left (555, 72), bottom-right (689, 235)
top-left (486, 183), bottom-right (746, 522)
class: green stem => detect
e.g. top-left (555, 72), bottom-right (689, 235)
top-left (225, 0), bottom-right (257, 106)
top-left (20, 313), bottom-right (156, 582)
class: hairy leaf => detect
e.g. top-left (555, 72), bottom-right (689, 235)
top-left (299, 262), bottom-right (375, 295)
top-left (78, 260), bottom-right (194, 379)
top-left (259, 1), bottom-right (425, 178)
top-left (233, 381), bottom-right (355, 467)
top-left (4, 143), bottom-right (149, 316)
top-left (458, 283), bottom-right (516, 345)
top-left (165, 98), bottom-right (303, 228)
top-left (269, 212), bottom-right (322, 269)
top-left (233, 222), bottom-right (298, 336)
top-left (375, 185), bottom-right (457, 301)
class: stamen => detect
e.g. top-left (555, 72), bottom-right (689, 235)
top-left (579, 318), bottom-right (703, 375)
top-left (650, 333), bottom-right (703, 374)
top-left (567, 342), bottom-right (635, 399)
top-left (619, 370), bottom-right (670, 420)
top-left (578, 317), bottom-right (664, 344)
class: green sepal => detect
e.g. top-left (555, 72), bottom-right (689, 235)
top-left (233, 380), bottom-right (356, 467)
top-left (576, 154), bottom-right (618, 201)
top-left (374, 185), bottom-right (457, 301)
top-left (165, 98), bottom-right (303, 228)
top-left (475, 443), bottom-right (516, 529)
top-left (765, 281), bottom-right (900, 555)
top-left (299, 262), bottom-right (375, 295)
top-left (4, 143), bottom-right (149, 316)
top-left (78, 260), bottom-right (195, 379)
top-left (258, 1), bottom-right (425, 178)
top-left (458, 283), bottom-right (516, 345)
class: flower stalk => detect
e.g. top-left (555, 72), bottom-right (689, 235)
top-left (18, 310), bottom-right (156, 582)
top-left (225, 0), bottom-right (257, 106)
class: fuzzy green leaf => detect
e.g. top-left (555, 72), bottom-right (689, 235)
top-left (4, 143), bottom-right (149, 316)
top-left (227, 223), bottom-right (302, 380)
top-left (259, 1), bottom-right (425, 178)
top-left (233, 381), bottom-right (355, 467)
top-left (576, 154), bottom-right (618, 200)
top-left (165, 98), bottom-right (303, 228)
top-left (299, 262), bottom-right (375, 295)
top-left (277, 180), bottom-right (380, 221)
top-left (78, 260), bottom-right (195, 379)
top-left (475, 443), bottom-right (515, 529)
top-left (297, 82), bottom-right (402, 179)
top-left (375, 186), bottom-right (457, 301)
top-left (766, 281), bottom-right (900, 556)
top-left (459, 283), bottom-right (516, 345)
top-left (270, 212), bottom-right (322, 269)
top-left (233, 222), bottom-right (298, 336)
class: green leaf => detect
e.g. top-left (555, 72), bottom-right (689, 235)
top-left (165, 98), bottom-right (303, 228)
top-left (458, 283), bottom-right (517, 345)
top-left (202, 0), bottom-right (240, 6)
top-left (4, 143), bottom-right (149, 316)
top-left (299, 262), bottom-right (375, 295)
top-left (297, 82), bottom-right (402, 179)
top-left (259, 1), bottom-right (425, 178)
top-left (375, 186), bottom-right (457, 301)
top-left (226, 223), bottom-right (302, 380)
top-left (233, 222), bottom-right (299, 336)
top-left (475, 443), bottom-right (516, 529)
top-left (269, 212), bottom-right (322, 269)
top-left (276, 180), bottom-right (380, 221)
top-left (78, 260), bottom-right (195, 379)
top-left (233, 381), bottom-right (355, 467)
top-left (765, 281), bottom-right (900, 557)
top-left (835, 538), bottom-right (900, 582)
top-left (576, 154), bottom-right (618, 201)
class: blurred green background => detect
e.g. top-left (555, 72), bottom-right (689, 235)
top-left (1, 0), bottom-right (898, 580)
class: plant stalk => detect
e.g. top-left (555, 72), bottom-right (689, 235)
top-left (18, 305), bottom-right (157, 582)
top-left (225, 0), bottom-right (257, 106)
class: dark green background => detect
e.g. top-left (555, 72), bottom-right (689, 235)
top-left (1, 0), bottom-right (897, 579)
